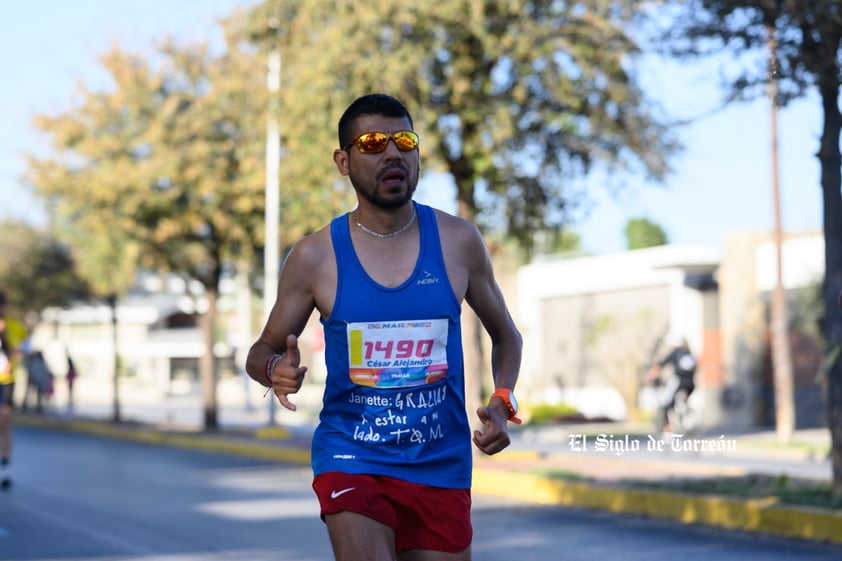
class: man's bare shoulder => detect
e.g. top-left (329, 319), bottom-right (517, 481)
top-left (430, 207), bottom-right (489, 278)
top-left (434, 209), bottom-right (486, 252)
top-left (430, 207), bottom-right (482, 243)
top-left (286, 223), bottom-right (334, 271)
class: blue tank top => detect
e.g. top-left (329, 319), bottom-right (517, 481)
top-left (312, 202), bottom-right (472, 488)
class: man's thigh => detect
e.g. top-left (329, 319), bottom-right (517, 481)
top-left (398, 546), bottom-right (471, 561)
top-left (323, 508), bottom-right (471, 561)
top-left (325, 510), bottom-right (396, 561)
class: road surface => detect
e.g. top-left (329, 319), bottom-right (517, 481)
top-left (1, 427), bottom-right (841, 560)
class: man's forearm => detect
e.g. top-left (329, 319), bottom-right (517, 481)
top-left (246, 341), bottom-right (280, 387)
top-left (490, 332), bottom-right (522, 390)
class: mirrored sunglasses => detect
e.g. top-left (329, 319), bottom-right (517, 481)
top-left (343, 130), bottom-right (419, 153)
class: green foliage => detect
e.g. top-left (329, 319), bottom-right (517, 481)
top-left (657, 0), bottom-right (842, 107)
top-left (532, 229), bottom-right (583, 257)
top-left (582, 308), bottom-right (661, 416)
top-left (230, 0), bottom-right (677, 257)
top-left (24, 37), bottom-right (275, 430)
top-left (527, 402), bottom-right (581, 424)
top-left (629, 473), bottom-right (842, 510)
top-left (0, 220), bottom-right (89, 317)
top-left (26, 40), bottom-right (267, 295)
top-left (20, 0), bottom-right (685, 429)
top-left (26, 1), bottom-right (679, 292)
top-left (624, 217), bottom-right (668, 249)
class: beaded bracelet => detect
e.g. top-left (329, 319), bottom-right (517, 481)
top-left (263, 353), bottom-right (285, 397)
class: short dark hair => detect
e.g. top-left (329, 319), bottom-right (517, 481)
top-left (0, 291), bottom-right (6, 306)
top-left (338, 94), bottom-right (414, 149)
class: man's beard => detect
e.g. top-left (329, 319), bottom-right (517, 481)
top-left (350, 163), bottom-right (418, 209)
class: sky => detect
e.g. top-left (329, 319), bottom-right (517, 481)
top-left (0, 1), bottom-right (826, 256)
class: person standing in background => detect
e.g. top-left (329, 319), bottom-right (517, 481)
top-left (66, 353), bottom-right (78, 412)
top-left (0, 290), bottom-right (28, 489)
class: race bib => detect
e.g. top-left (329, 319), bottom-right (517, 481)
top-left (347, 319), bottom-right (448, 388)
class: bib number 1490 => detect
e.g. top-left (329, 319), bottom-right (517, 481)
top-left (363, 339), bottom-right (434, 360)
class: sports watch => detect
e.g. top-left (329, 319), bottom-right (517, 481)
top-left (490, 388), bottom-right (522, 425)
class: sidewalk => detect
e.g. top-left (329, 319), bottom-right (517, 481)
top-left (14, 394), bottom-right (842, 546)
top-left (476, 423), bottom-right (840, 545)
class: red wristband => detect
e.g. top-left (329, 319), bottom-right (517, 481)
top-left (264, 356), bottom-right (273, 383)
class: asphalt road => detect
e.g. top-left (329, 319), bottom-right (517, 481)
top-left (2, 427), bottom-right (841, 561)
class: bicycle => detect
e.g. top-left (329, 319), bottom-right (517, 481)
top-left (666, 387), bottom-right (700, 437)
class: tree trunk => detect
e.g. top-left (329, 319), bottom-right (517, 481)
top-left (817, 79), bottom-right (842, 496)
top-left (200, 289), bottom-right (219, 431)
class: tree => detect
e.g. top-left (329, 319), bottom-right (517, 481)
top-left (533, 228), bottom-right (584, 257)
top-left (226, 0), bottom-right (677, 431)
top-left (660, 0), bottom-right (842, 494)
top-left (586, 309), bottom-right (663, 420)
top-left (0, 220), bottom-right (89, 317)
top-left (230, 1), bottom-right (676, 249)
top-left (625, 217), bottom-right (669, 249)
top-left (26, 39), bottom-right (268, 430)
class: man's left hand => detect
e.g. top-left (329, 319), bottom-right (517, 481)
top-left (472, 403), bottom-right (511, 455)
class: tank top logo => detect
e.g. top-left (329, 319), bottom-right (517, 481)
top-left (347, 319), bottom-right (449, 388)
top-left (417, 270), bottom-right (440, 285)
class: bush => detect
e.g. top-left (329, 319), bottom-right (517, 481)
top-left (527, 402), bottom-right (581, 424)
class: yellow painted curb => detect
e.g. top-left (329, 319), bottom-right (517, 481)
top-left (16, 414), bottom-right (311, 466)
top-left (472, 469), bottom-right (842, 545)
top-left (255, 426), bottom-right (292, 440)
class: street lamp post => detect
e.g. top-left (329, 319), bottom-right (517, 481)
top-left (264, 48), bottom-right (281, 426)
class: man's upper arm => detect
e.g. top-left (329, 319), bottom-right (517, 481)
top-left (256, 235), bottom-right (323, 351)
top-left (462, 225), bottom-right (518, 341)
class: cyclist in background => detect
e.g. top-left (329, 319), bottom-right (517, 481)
top-left (646, 334), bottom-right (697, 433)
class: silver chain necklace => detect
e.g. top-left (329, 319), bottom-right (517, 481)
top-left (353, 205), bottom-right (417, 239)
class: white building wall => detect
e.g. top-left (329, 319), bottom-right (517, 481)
top-left (516, 244), bottom-right (720, 420)
top-left (755, 234), bottom-right (824, 291)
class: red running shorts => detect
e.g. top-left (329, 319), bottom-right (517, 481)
top-left (312, 472), bottom-right (472, 553)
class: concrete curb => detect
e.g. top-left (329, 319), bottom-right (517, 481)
top-left (16, 414), bottom-right (841, 545)
top-left (16, 414), bottom-right (311, 465)
top-left (471, 469), bottom-right (842, 545)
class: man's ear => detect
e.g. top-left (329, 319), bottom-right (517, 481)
top-left (333, 149), bottom-right (350, 176)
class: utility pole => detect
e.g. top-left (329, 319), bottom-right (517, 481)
top-left (107, 294), bottom-right (121, 423)
top-left (264, 47), bottom-right (281, 426)
top-left (767, 27), bottom-right (795, 444)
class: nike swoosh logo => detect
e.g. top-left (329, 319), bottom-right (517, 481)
top-left (330, 487), bottom-right (356, 499)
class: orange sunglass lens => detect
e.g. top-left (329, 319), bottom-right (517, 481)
top-left (393, 131), bottom-right (418, 150)
top-left (357, 133), bottom-right (389, 152)
top-left (355, 131), bottom-right (418, 153)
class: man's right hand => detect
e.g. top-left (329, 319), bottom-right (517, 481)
top-left (269, 334), bottom-right (308, 411)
